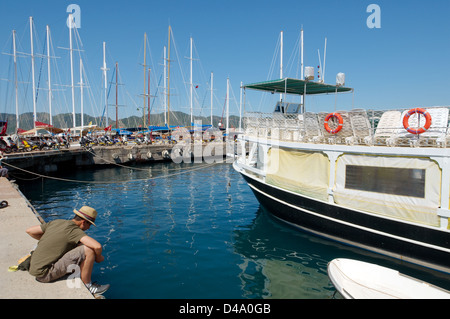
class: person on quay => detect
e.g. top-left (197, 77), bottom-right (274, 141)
top-left (26, 206), bottom-right (110, 295)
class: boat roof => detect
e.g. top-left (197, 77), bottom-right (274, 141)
top-left (243, 78), bottom-right (353, 95)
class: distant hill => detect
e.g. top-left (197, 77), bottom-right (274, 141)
top-left (0, 111), bottom-right (241, 135)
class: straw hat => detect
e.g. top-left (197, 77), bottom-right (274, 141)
top-left (73, 206), bottom-right (97, 226)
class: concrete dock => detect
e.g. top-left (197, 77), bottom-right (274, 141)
top-left (0, 178), bottom-right (94, 299)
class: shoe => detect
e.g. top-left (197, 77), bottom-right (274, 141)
top-left (87, 282), bottom-right (110, 295)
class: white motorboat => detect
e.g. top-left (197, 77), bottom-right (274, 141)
top-left (327, 258), bottom-right (450, 299)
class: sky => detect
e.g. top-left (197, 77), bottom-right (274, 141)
top-left (1, 0), bottom-right (450, 128)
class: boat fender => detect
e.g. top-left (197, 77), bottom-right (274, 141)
top-left (324, 113), bottom-right (344, 134)
top-left (403, 108), bottom-right (432, 135)
top-left (128, 153), bottom-right (134, 160)
top-left (146, 151), bottom-right (152, 159)
top-left (112, 153), bottom-right (119, 160)
top-left (162, 149), bottom-right (170, 159)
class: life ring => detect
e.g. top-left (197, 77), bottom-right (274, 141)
top-left (324, 113), bottom-right (344, 134)
top-left (403, 108), bottom-right (432, 135)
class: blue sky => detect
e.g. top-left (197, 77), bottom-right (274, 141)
top-left (1, 0), bottom-right (450, 127)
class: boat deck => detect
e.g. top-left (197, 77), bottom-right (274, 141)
top-left (244, 106), bottom-right (450, 148)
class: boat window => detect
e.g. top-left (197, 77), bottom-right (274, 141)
top-left (286, 103), bottom-right (301, 114)
top-left (345, 165), bottom-right (425, 198)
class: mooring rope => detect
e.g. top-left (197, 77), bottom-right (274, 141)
top-left (2, 159), bottom-right (226, 185)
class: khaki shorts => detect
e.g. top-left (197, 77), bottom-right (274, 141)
top-left (36, 245), bottom-right (85, 283)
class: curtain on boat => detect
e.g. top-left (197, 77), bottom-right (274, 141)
top-left (266, 148), bottom-right (330, 202)
top-left (333, 154), bottom-right (441, 227)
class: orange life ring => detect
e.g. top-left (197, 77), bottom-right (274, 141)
top-left (402, 108), bottom-right (432, 135)
top-left (324, 112), bottom-right (344, 134)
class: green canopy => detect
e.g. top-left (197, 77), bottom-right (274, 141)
top-left (243, 78), bottom-right (353, 95)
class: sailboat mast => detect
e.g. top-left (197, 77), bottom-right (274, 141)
top-left (12, 30), bottom-right (19, 131)
top-left (239, 81), bottom-right (243, 131)
top-left (190, 36), bottom-right (193, 125)
top-left (148, 68), bottom-right (151, 126)
top-left (163, 46), bottom-right (167, 125)
top-left (80, 58), bottom-right (84, 129)
top-left (102, 42), bottom-right (108, 127)
top-left (30, 17), bottom-right (37, 132)
top-left (210, 72), bottom-right (213, 126)
top-left (69, 14), bottom-right (76, 129)
top-left (46, 25), bottom-right (52, 126)
top-left (143, 33), bottom-right (147, 128)
top-left (226, 77), bottom-right (229, 133)
top-left (167, 25), bottom-right (171, 131)
top-left (116, 62), bottom-right (118, 128)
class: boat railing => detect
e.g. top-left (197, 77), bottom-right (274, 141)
top-left (244, 106), bottom-right (450, 147)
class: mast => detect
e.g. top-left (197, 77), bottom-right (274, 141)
top-left (116, 62), bottom-right (119, 129)
top-left (148, 67), bottom-right (151, 126)
top-left (102, 42), bottom-right (108, 127)
top-left (69, 14), bottom-right (76, 129)
top-left (323, 37), bottom-right (327, 83)
top-left (46, 25), bottom-right (52, 126)
top-left (167, 25), bottom-right (171, 131)
top-left (226, 77), bottom-right (229, 133)
top-left (210, 72), bottom-right (213, 126)
top-left (163, 46), bottom-right (167, 125)
top-left (12, 30), bottom-right (19, 131)
top-left (143, 33), bottom-right (147, 128)
top-left (190, 36), bottom-right (193, 125)
top-left (80, 58), bottom-right (84, 128)
top-left (239, 81), bottom-right (243, 131)
top-left (280, 30), bottom-right (283, 102)
top-left (30, 17), bottom-right (37, 132)
top-left (300, 28), bottom-right (304, 112)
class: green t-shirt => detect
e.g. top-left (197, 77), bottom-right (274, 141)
top-left (29, 219), bottom-right (86, 277)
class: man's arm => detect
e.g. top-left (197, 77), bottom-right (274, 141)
top-left (79, 235), bottom-right (104, 263)
top-left (26, 225), bottom-right (44, 240)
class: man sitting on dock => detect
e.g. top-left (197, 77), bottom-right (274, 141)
top-left (25, 206), bottom-right (110, 295)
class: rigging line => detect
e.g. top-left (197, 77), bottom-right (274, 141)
top-left (2, 159), bottom-right (225, 184)
top-left (35, 33), bottom-right (47, 105)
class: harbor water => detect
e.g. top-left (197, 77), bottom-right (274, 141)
top-left (16, 161), bottom-right (450, 299)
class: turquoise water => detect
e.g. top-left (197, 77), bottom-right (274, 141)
top-left (16, 161), bottom-right (450, 299)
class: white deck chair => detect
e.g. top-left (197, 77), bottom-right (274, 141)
top-left (301, 112), bottom-right (322, 143)
top-left (346, 109), bottom-right (372, 145)
top-left (371, 111), bottom-right (402, 146)
top-left (418, 108), bottom-right (448, 146)
top-left (317, 111), bottom-right (352, 144)
top-left (393, 108), bottom-right (448, 147)
top-left (281, 118), bottom-right (299, 141)
top-left (244, 117), bottom-right (258, 137)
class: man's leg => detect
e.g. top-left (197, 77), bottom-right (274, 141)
top-left (36, 245), bottom-right (85, 283)
top-left (80, 245), bottom-right (110, 295)
top-left (80, 245), bottom-right (95, 284)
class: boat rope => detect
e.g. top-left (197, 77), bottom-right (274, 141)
top-left (2, 159), bottom-right (226, 185)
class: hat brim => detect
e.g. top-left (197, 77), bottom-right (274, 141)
top-left (73, 209), bottom-right (96, 226)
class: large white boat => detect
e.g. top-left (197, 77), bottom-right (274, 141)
top-left (233, 77), bottom-right (450, 274)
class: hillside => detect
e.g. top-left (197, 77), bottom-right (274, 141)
top-left (0, 111), bottom-right (241, 135)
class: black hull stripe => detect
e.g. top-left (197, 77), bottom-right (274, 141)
top-left (240, 171), bottom-right (450, 273)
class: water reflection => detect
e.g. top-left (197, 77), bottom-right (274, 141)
top-left (233, 208), bottom-right (337, 299)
